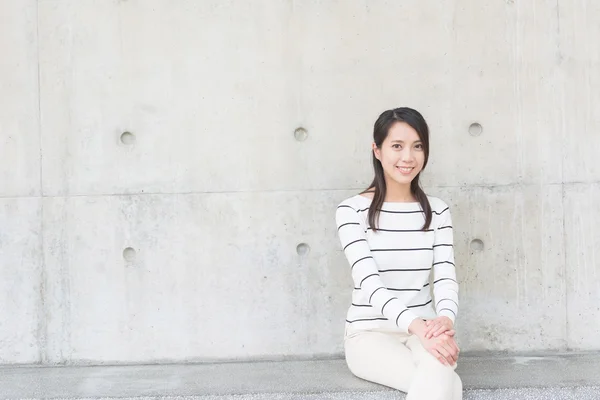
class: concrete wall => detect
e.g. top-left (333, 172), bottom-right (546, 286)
top-left (1, 0), bottom-right (599, 365)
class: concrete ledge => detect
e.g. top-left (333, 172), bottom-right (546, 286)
top-left (2, 353), bottom-right (600, 399)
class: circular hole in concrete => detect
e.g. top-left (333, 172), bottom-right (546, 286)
top-left (468, 123), bottom-right (483, 137)
top-left (296, 243), bottom-right (311, 256)
top-left (470, 239), bottom-right (484, 252)
top-left (294, 127), bottom-right (308, 142)
top-left (120, 131), bottom-right (136, 145)
top-left (123, 247), bottom-right (137, 262)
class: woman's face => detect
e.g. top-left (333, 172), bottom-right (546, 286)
top-left (373, 121), bottom-right (425, 187)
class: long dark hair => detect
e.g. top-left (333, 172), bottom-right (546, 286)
top-left (362, 107), bottom-right (432, 231)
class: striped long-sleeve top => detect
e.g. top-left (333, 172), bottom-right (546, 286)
top-left (336, 194), bottom-right (459, 334)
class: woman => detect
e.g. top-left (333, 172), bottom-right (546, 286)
top-left (335, 107), bottom-right (462, 400)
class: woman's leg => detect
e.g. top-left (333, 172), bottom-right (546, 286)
top-left (453, 370), bottom-right (463, 400)
top-left (344, 330), bottom-right (415, 393)
top-left (405, 335), bottom-right (462, 400)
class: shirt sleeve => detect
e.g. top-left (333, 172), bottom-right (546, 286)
top-left (336, 204), bottom-right (419, 333)
top-left (432, 203), bottom-right (460, 323)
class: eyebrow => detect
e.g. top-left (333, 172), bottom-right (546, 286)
top-left (391, 140), bottom-right (422, 144)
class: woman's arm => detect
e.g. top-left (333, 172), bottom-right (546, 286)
top-left (336, 204), bottom-right (418, 333)
top-left (432, 204), bottom-right (459, 322)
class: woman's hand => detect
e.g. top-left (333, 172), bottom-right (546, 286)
top-left (424, 316), bottom-right (454, 339)
top-left (421, 332), bottom-right (460, 366)
top-left (408, 319), bottom-right (459, 366)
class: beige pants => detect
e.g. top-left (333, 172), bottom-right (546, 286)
top-left (344, 328), bottom-right (462, 400)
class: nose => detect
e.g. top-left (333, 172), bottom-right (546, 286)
top-left (400, 147), bottom-right (414, 163)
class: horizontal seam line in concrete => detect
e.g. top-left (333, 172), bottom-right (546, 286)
top-left (2, 181), bottom-right (600, 199)
top-left (4, 351), bottom-right (600, 368)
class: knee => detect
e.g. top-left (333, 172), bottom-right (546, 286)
top-left (419, 350), bottom-right (458, 372)
top-left (454, 373), bottom-right (463, 400)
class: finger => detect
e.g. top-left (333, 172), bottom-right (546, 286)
top-left (423, 324), bottom-right (431, 338)
top-left (445, 330), bottom-right (456, 336)
top-left (443, 342), bottom-right (459, 364)
top-left (441, 342), bottom-right (458, 363)
top-left (427, 323), bottom-right (441, 338)
top-left (445, 337), bottom-right (460, 357)
top-left (429, 348), bottom-right (448, 366)
top-left (427, 327), bottom-right (438, 339)
top-left (426, 322), bottom-right (438, 335)
top-left (449, 342), bottom-right (459, 362)
top-left (435, 345), bottom-right (452, 366)
top-left (452, 341), bottom-right (461, 357)
top-left (433, 325), bottom-right (449, 337)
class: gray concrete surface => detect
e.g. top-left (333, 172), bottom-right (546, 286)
top-left (40, 191), bottom-right (349, 363)
top-left (0, 0), bottom-right (40, 198)
top-left (3, 390), bottom-right (600, 400)
top-left (1, 355), bottom-right (600, 399)
top-left (1, 0), bottom-right (600, 365)
top-left (0, 198), bottom-right (43, 363)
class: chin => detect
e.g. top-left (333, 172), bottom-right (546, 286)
top-left (391, 175), bottom-right (416, 185)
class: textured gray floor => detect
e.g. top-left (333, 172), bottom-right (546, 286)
top-left (7, 390), bottom-right (600, 400)
top-left (2, 353), bottom-right (600, 399)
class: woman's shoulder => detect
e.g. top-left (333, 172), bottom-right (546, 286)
top-left (426, 195), bottom-right (451, 214)
top-left (337, 193), bottom-right (371, 212)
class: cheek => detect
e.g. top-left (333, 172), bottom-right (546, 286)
top-left (380, 154), bottom-right (398, 172)
top-left (386, 154), bottom-right (403, 168)
top-left (379, 150), bottom-right (395, 165)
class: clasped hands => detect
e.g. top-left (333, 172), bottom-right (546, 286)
top-left (409, 316), bottom-right (459, 366)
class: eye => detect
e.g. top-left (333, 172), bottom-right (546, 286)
top-left (415, 144), bottom-right (423, 150)
top-left (392, 144), bottom-right (402, 149)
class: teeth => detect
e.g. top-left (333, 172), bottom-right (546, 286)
top-left (398, 167), bottom-right (413, 172)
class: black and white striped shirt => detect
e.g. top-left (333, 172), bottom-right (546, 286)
top-left (336, 194), bottom-right (459, 334)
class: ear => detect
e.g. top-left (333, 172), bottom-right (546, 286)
top-left (372, 142), bottom-right (381, 161)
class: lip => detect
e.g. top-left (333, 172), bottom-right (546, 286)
top-left (396, 166), bottom-right (415, 175)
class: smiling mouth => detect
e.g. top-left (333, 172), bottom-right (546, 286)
top-left (397, 166), bottom-right (414, 174)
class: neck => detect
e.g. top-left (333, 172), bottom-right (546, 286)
top-left (384, 179), bottom-right (415, 202)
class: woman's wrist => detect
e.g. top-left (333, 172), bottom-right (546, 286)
top-left (408, 318), bottom-right (427, 338)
